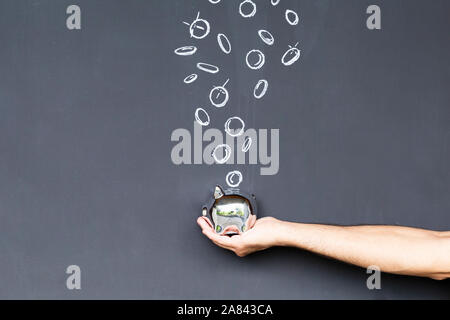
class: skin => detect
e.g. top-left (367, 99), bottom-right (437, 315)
top-left (197, 216), bottom-right (450, 280)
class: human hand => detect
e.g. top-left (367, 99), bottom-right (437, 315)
top-left (197, 215), bottom-right (284, 257)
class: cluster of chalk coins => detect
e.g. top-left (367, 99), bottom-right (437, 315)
top-left (174, 1), bottom-right (301, 188)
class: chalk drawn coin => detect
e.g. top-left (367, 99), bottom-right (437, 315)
top-left (258, 30), bottom-right (274, 46)
top-left (281, 43), bottom-right (301, 66)
top-left (183, 12), bottom-right (210, 39)
top-left (195, 108), bottom-right (210, 126)
top-left (212, 144), bottom-right (232, 164)
top-left (285, 9), bottom-right (299, 25)
top-left (210, 79), bottom-right (230, 108)
top-left (253, 79), bottom-right (268, 99)
top-left (226, 170), bottom-right (243, 188)
top-left (174, 46), bottom-right (197, 56)
top-left (242, 137), bottom-right (252, 153)
top-left (184, 74), bottom-right (198, 84)
top-left (217, 33), bottom-right (232, 54)
top-left (225, 117), bottom-right (245, 137)
top-left (271, 0), bottom-right (281, 6)
top-left (197, 62), bottom-right (220, 74)
top-left (239, 0), bottom-right (257, 18)
top-left (246, 49), bottom-right (265, 70)
top-left (209, 0), bottom-right (221, 4)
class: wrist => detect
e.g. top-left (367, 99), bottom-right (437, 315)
top-left (270, 219), bottom-right (299, 247)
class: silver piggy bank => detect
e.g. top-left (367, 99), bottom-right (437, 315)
top-left (202, 186), bottom-right (257, 236)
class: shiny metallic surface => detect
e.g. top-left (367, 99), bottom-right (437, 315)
top-left (214, 186), bottom-right (224, 199)
top-left (203, 186), bottom-right (257, 236)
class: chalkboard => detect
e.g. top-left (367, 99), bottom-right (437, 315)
top-left (0, 0), bottom-right (449, 299)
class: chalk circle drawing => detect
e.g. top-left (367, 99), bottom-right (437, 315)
top-left (197, 62), bottom-right (220, 74)
top-left (209, 79), bottom-right (230, 108)
top-left (226, 170), bottom-right (243, 188)
top-left (174, 46), bottom-right (197, 56)
top-left (282, 43), bottom-right (301, 66)
top-left (212, 144), bottom-right (232, 164)
top-left (253, 79), bottom-right (269, 99)
top-left (271, 0), bottom-right (281, 6)
top-left (242, 137), bottom-right (252, 153)
top-left (285, 9), bottom-right (299, 25)
top-left (246, 49), bottom-right (265, 70)
top-left (209, 0), bottom-right (221, 4)
top-left (258, 30), bottom-right (274, 46)
top-left (183, 12), bottom-right (210, 39)
top-left (195, 108), bottom-right (210, 126)
top-left (184, 74), bottom-right (198, 84)
top-left (217, 33), bottom-right (232, 54)
top-left (239, 0), bottom-right (257, 18)
top-left (225, 116), bottom-right (245, 137)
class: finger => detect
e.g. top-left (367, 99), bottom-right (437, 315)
top-left (198, 217), bottom-right (231, 244)
top-left (203, 216), bottom-right (213, 228)
top-left (248, 214), bottom-right (257, 229)
top-left (202, 227), bottom-right (232, 246)
top-left (197, 216), bottom-right (240, 252)
top-left (211, 239), bottom-right (234, 251)
top-left (200, 224), bottom-right (236, 250)
top-left (197, 216), bottom-right (213, 230)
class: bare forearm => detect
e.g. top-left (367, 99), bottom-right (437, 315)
top-left (274, 220), bottom-right (450, 280)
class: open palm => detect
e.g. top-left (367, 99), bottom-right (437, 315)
top-left (197, 216), bottom-right (280, 257)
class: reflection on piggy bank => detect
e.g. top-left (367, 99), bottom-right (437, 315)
top-left (202, 185), bottom-right (257, 236)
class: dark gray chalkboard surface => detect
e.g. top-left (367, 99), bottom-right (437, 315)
top-left (0, 0), bottom-right (449, 299)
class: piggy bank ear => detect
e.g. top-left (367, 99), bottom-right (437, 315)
top-left (214, 186), bottom-right (225, 199)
